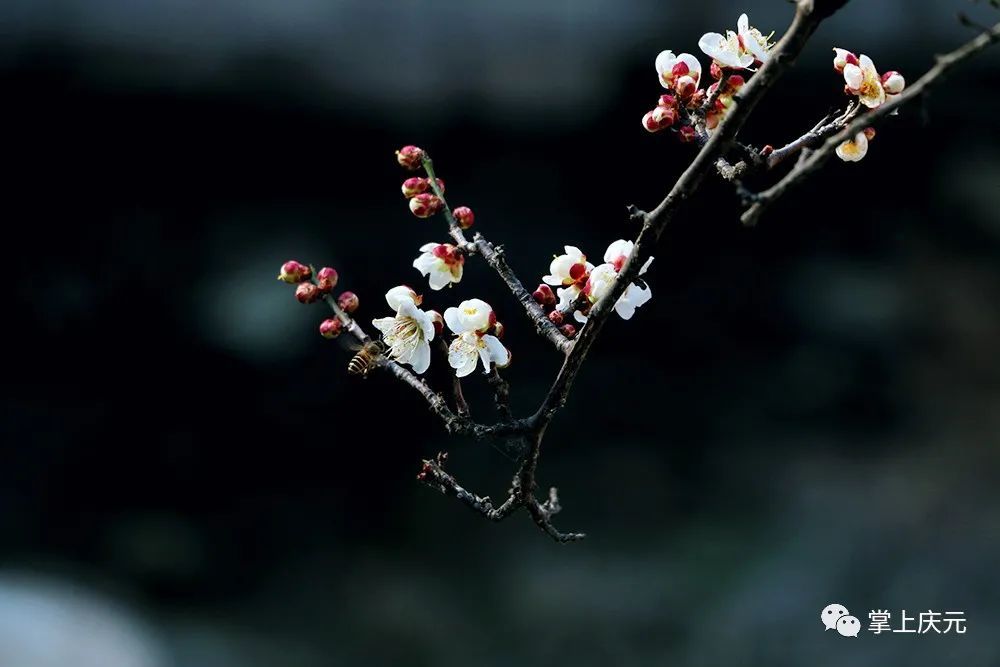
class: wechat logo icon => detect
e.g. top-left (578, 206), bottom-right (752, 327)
top-left (822, 603), bottom-right (860, 637)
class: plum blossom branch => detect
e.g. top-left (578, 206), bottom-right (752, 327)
top-left (740, 19), bottom-right (1000, 226)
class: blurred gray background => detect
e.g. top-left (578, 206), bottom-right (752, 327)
top-left (3, 0), bottom-right (1000, 665)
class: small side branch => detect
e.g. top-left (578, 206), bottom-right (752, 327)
top-left (436, 339), bottom-right (470, 417)
top-left (487, 368), bottom-right (513, 420)
top-left (741, 19), bottom-right (1000, 226)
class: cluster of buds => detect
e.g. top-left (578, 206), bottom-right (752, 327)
top-left (705, 74), bottom-right (746, 131)
top-left (396, 145), bottom-right (475, 229)
top-left (533, 281), bottom-right (585, 340)
top-left (643, 51), bottom-right (705, 140)
top-left (833, 48), bottom-right (905, 109)
top-left (277, 259), bottom-right (360, 339)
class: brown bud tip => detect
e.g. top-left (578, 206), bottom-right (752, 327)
top-left (278, 260), bottom-right (311, 284)
top-left (560, 324), bottom-right (577, 338)
top-left (316, 267), bottom-right (339, 293)
top-left (295, 282), bottom-right (320, 304)
top-left (453, 206), bottom-right (475, 230)
top-left (409, 193), bottom-right (442, 218)
top-left (319, 318), bottom-right (343, 339)
top-left (337, 291), bottom-right (360, 313)
top-left (396, 145), bottom-right (425, 170)
top-left (548, 310), bottom-right (564, 326)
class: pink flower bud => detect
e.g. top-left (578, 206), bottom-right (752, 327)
top-left (401, 177), bottom-right (429, 199)
top-left (492, 321), bottom-right (505, 339)
top-left (881, 71), bottom-right (905, 95)
top-left (409, 193), bottom-right (442, 218)
top-left (671, 61), bottom-right (690, 79)
top-left (396, 145), bottom-right (424, 170)
top-left (726, 75), bottom-right (746, 90)
top-left (677, 125), bottom-right (697, 143)
top-left (560, 323), bottom-right (577, 338)
top-left (337, 291), bottom-right (359, 313)
top-left (653, 105), bottom-right (678, 129)
top-left (548, 310), bottom-right (564, 326)
top-left (710, 61), bottom-right (724, 80)
top-left (863, 127), bottom-right (876, 141)
top-left (295, 282), bottom-right (320, 304)
top-left (760, 144), bottom-right (774, 157)
top-left (319, 318), bottom-right (343, 339)
top-left (832, 48), bottom-right (858, 73)
top-left (434, 178), bottom-right (446, 194)
top-left (316, 267), bottom-right (339, 293)
top-left (675, 75), bottom-right (697, 99)
top-left (533, 284), bottom-right (556, 308)
top-left (641, 110), bottom-right (662, 133)
top-left (453, 206), bottom-right (475, 230)
top-left (278, 260), bottom-right (311, 284)
top-left (657, 94), bottom-right (677, 108)
top-left (428, 310), bottom-right (444, 335)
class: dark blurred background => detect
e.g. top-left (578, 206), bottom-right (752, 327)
top-left (4, 0), bottom-right (1000, 665)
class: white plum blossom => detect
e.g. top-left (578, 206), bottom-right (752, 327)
top-left (371, 286), bottom-right (436, 374)
top-left (654, 50), bottom-right (703, 93)
top-left (576, 240), bottom-right (654, 322)
top-left (543, 245), bottom-right (593, 318)
top-left (835, 130), bottom-right (870, 162)
top-left (444, 299), bottom-right (509, 377)
top-left (413, 242), bottom-right (464, 290)
top-left (881, 70), bottom-right (905, 96)
top-left (699, 14), bottom-right (772, 70)
top-left (843, 54), bottom-right (886, 108)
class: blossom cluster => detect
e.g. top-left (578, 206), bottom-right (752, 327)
top-left (831, 48), bottom-right (905, 162)
top-left (533, 240), bottom-right (654, 334)
top-left (642, 13), bottom-right (773, 141)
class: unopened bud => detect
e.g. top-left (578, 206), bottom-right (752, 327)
top-left (832, 48), bottom-right (858, 73)
top-left (687, 88), bottom-right (706, 107)
top-left (401, 177), bottom-right (429, 199)
top-left (710, 61), bottom-right (724, 80)
top-left (409, 193), bottom-right (442, 218)
top-left (677, 125), bottom-right (697, 143)
top-left (671, 61), bottom-right (690, 79)
top-left (881, 71), bottom-right (905, 95)
top-left (675, 75), bottom-right (697, 98)
top-left (319, 318), bottom-right (343, 339)
top-left (548, 310), bottom-right (564, 326)
top-left (642, 109), bottom-right (661, 133)
top-left (278, 260), bottom-right (311, 284)
top-left (760, 144), bottom-right (774, 157)
top-left (295, 282), bottom-right (320, 304)
top-left (533, 284), bottom-right (556, 308)
top-left (396, 145), bottom-right (425, 170)
top-left (337, 291), bottom-right (359, 313)
top-left (428, 310), bottom-right (444, 335)
top-left (316, 266), bottom-right (339, 292)
top-left (560, 323), bottom-right (577, 338)
top-left (491, 321), bottom-right (505, 339)
top-left (453, 206), bottom-right (475, 230)
top-left (863, 127), bottom-right (876, 141)
top-left (726, 74), bottom-right (746, 90)
top-left (657, 94), bottom-right (677, 108)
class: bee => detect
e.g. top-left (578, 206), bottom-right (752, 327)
top-left (347, 340), bottom-right (385, 378)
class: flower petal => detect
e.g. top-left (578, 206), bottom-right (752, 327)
top-left (444, 307), bottom-right (463, 334)
top-left (409, 340), bottom-right (431, 374)
top-left (843, 64), bottom-right (863, 91)
top-left (482, 334), bottom-right (509, 367)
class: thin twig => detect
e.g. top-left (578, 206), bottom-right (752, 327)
top-left (741, 19), bottom-right (1000, 226)
top-left (436, 338), bottom-right (470, 417)
top-left (487, 367), bottom-right (513, 420)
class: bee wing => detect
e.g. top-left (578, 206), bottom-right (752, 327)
top-left (336, 334), bottom-right (363, 354)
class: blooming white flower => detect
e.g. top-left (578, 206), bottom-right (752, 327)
top-left (843, 54), bottom-right (886, 108)
top-left (699, 14), bottom-right (772, 70)
top-left (654, 50), bottom-right (703, 91)
top-left (371, 286), bottom-right (436, 374)
top-left (543, 245), bottom-right (593, 288)
top-left (737, 13), bottom-right (773, 64)
top-left (443, 299), bottom-right (509, 377)
top-left (835, 131), bottom-right (869, 162)
top-left (413, 242), bottom-right (464, 290)
top-left (574, 240), bottom-right (654, 322)
top-left (443, 298), bottom-right (494, 334)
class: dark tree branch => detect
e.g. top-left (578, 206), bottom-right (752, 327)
top-left (487, 368), bottom-right (513, 420)
top-left (740, 18), bottom-right (1000, 226)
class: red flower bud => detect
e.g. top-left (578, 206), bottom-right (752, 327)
top-left (671, 61), bottom-right (690, 78)
top-left (337, 291), bottom-right (359, 313)
top-left (548, 310), bottom-right (564, 326)
top-left (453, 206), bottom-right (475, 230)
top-left (295, 282), bottom-right (320, 304)
top-left (396, 145), bottom-right (424, 170)
top-left (428, 310), bottom-right (444, 335)
top-left (319, 318), bottom-right (343, 339)
top-left (726, 74), bottom-right (746, 90)
top-left (401, 177), bottom-right (429, 199)
top-left (533, 284), bottom-right (556, 308)
top-left (863, 126), bottom-right (876, 141)
top-left (760, 144), bottom-right (774, 157)
top-left (560, 324), bottom-right (577, 338)
top-left (710, 61), bottom-right (724, 80)
top-left (657, 94), bottom-right (677, 108)
top-left (409, 193), bottom-right (442, 218)
top-left (278, 260), bottom-right (311, 284)
top-left (677, 125), bottom-right (697, 143)
top-left (316, 267), bottom-right (339, 293)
